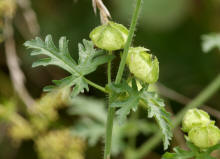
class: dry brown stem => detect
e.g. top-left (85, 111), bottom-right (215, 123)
top-left (3, 17), bottom-right (35, 108)
top-left (16, 0), bottom-right (40, 36)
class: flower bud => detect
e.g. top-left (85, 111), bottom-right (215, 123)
top-left (188, 125), bottom-right (220, 149)
top-left (89, 21), bottom-right (129, 51)
top-left (126, 47), bottom-right (159, 84)
top-left (182, 108), bottom-right (212, 132)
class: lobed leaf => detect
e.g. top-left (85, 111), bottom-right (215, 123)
top-left (25, 35), bottom-right (114, 97)
top-left (68, 96), bottom-right (157, 155)
top-left (108, 79), bottom-right (173, 149)
top-left (162, 147), bottom-right (194, 159)
top-left (109, 80), bottom-right (141, 124)
top-left (140, 90), bottom-right (172, 150)
top-left (163, 140), bottom-right (220, 159)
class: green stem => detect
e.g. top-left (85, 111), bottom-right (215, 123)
top-left (104, 51), bottom-right (114, 159)
top-left (104, 104), bottom-right (115, 159)
top-left (134, 74), bottom-right (220, 159)
top-left (103, 1), bottom-right (143, 159)
top-left (115, 0), bottom-right (142, 84)
top-left (107, 51), bottom-right (112, 84)
top-left (84, 78), bottom-right (108, 93)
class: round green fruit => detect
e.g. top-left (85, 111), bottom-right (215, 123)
top-left (126, 47), bottom-right (159, 84)
top-left (89, 21), bottom-right (129, 51)
top-left (182, 108), bottom-right (212, 132)
top-left (188, 124), bottom-right (220, 149)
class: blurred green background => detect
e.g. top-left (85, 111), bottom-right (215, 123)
top-left (0, 0), bottom-right (220, 159)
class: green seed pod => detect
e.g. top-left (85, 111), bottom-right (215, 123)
top-left (182, 108), bottom-right (212, 132)
top-left (89, 21), bottom-right (129, 51)
top-left (188, 125), bottom-right (220, 149)
top-left (126, 47), bottom-right (159, 84)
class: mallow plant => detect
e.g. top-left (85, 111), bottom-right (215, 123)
top-left (163, 108), bottom-right (220, 159)
top-left (23, 0), bottom-right (220, 159)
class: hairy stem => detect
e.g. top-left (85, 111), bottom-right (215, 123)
top-left (104, 103), bottom-right (115, 159)
top-left (107, 51), bottom-right (112, 84)
top-left (104, 51), bottom-right (114, 159)
top-left (103, 0), bottom-right (143, 158)
top-left (115, 0), bottom-right (142, 84)
top-left (134, 74), bottom-right (220, 159)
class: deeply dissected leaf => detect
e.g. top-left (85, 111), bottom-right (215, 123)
top-left (68, 95), bottom-right (157, 155)
top-left (140, 91), bottom-right (173, 150)
top-left (162, 147), bottom-right (194, 159)
top-left (109, 79), bottom-right (141, 124)
top-left (108, 79), bottom-right (172, 149)
top-left (163, 140), bottom-right (220, 159)
top-left (24, 35), bottom-right (114, 97)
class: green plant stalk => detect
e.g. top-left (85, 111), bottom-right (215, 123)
top-left (107, 52), bottom-right (112, 84)
top-left (115, 0), bottom-right (142, 85)
top-left (104, 102), bottom-right (115, 159)
top-left (103, 0), bottom-right (143, 158)
top-left (134, 74), bottom-right (220, 159)
top-left (104, 51), bottom-right (114, 159)
top-left (84, 78), bottom-right (108, 93)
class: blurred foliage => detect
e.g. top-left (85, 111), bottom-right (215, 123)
top-left (0, 88), bottom-right (85, 159)
top-left (0, 0), bottom-right (16, 42)
top-left (0, 0), bottom-right (16, 18)
top-left (0, 88), bottom-right (159, 159)
top-left (114, 0), bottom-right (192, 32)
top-left (202, 33), bottom-right (220, 53)
top-left (0, 0), bottom-right (220, 159)
top-left (68, 95), bottom-right (158, 156)
top-left (36, 129), bottom-right (85, 159)
top-left (29, 88), bottom-right (70, 132)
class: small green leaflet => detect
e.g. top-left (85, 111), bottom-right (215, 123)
top-left (108, 79), bottom-right (173, 150)
top-left (24, 35), bottom-right (114, 97)
top-left (109, 79), bottom-right (141, 124)
top-left (163, 140), bottom-right (220, 159)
